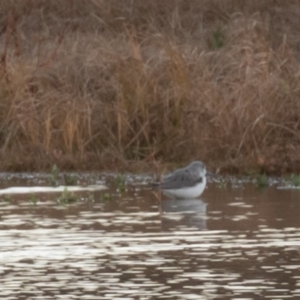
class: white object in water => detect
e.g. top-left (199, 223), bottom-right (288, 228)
top-left (0, 185), bottom-right (107, 195)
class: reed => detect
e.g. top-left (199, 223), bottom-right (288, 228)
top-left (1, 0), bottom-right (300, 174)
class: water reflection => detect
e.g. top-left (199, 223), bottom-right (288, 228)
top-left (0, 175), bottom-right (299, 299)
top-left (161, 198), bottom-right (207, 230)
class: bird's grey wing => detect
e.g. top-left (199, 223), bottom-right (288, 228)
top-left (158, 169), bottom-right (202, 189)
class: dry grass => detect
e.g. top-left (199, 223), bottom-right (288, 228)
top-left (1, 0), bottom-right (300, 174)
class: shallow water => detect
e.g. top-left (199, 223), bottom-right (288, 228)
top-left (0, 174), bottom-right (300, 299)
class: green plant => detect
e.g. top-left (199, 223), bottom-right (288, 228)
top-left (57, 188), bottom-right (78, 204)
top-left (100, 192), bottom-right (112, 202)
top-left (49, 164), bottom-right (60, 187)
top-left (116, 174), bottom-right (126, 192)
top-left (255, 173), bottom-right (269, 189)
top-left (4, 195), bottom-right (12, 203)
top-left (30, 193), bottom-right (38, 205)
top-left (219, 180), bottom-right (227, 189)
top-left (290, 174), bottom-right (300, 186)
top-left (63, 174), bottom-right (77, 186)
top-left (213, 29), bottom-right (225, 49)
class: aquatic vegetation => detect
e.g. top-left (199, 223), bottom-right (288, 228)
top-left (218, 179), bottom-right (227, 189)
top-left (57, 188), bottom-right (78, 204)
top-left (49, 164), bottom-right (60, 187)
top-left (3, 195), bottom-right (12, 203)
top-left (63, 174), bottom-right (78, 186)
top-left (290, 174), bottom-right (300, 186)
top-left (100, 192), bottom-right (112, 202)
top-left (255, 173), bottom-right (269, 189)
top-left (30, 193), bottom-right (38, 205)
top-left (115, 174), bottom-right (126, 192)
top-left (50, 166), bottom-right (78, 187)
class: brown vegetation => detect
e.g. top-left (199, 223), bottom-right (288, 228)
top-left (1, 0), bottom-right (300, 174)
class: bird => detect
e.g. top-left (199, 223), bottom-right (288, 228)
top-left (153, 161), bottom-right (209, 199)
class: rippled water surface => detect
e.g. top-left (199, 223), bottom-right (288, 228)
top-left (1, 174), bottom-right (300, 299)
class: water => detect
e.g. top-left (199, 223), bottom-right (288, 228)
top-left (0, 174), bottom-right (300, 299)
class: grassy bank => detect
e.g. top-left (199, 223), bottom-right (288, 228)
top-left (1, 0), bottom-right (300, 174)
